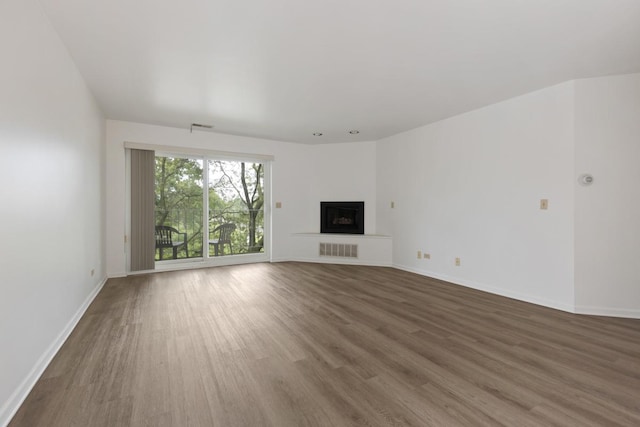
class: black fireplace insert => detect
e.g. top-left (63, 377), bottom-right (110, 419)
top-left (320, 201), bottom-right (364, 234)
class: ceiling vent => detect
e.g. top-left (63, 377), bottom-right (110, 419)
top-left (190, 123), bottom-right (214, 133)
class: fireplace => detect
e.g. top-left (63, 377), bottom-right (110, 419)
top-left (320, 201), bottom-right (364, 234)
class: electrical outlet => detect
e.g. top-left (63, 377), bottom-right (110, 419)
top-left (424, 253), bottom-right (430, 259)
top-left (417, 250), bottom-right (422, 259)
top-left (540, 199), bottom-right (548, 210)
top-left (455, 257), bottom-right (461, 266)
top-left (391, 201), bottom-right (395, 208)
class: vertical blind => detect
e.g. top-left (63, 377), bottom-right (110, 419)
top-left (130, 149), bottom-right (155, 271)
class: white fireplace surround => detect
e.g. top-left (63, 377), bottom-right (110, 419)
top-left (289, 233), bottom-right (392, 266)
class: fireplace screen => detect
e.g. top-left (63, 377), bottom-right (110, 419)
top-left (320, 201), bottom-right (364, 234)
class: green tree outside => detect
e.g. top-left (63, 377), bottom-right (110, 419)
top-left (155, 155), bottom-right (264, 260)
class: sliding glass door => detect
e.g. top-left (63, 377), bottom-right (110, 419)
top-left (153, 153), bottom-right (267, 264)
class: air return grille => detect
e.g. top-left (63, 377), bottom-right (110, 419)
top-left (319, 243), bottom-right (358, 258)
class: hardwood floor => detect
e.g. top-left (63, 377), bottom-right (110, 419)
top-left (10, 262), bottom-right (640, 426)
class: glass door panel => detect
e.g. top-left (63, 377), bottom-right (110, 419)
top-left (208, 160), bottom-right (265, 257)
top-left (154, 155), bottom-right (204, 261)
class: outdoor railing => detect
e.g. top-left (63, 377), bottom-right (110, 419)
top-left (154, 208), bottom-right (264, 260)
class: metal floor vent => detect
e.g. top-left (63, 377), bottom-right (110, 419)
top-left (319, 243), bottom-right (358, 258)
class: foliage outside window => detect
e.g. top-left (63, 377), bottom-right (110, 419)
top-left (154, 155), bottom-right (264, 260)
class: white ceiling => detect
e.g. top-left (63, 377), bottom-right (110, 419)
top-left (39, 0), bottom-right (640, 144)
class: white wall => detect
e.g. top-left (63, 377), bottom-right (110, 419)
top-left (574, 73), bottom-right (640, 317)
top-left (105, 121), bottom-right (378, 275)
top-left (0, 0), bottom-right (106, 425)
top-left (307, 141), bottom-right (378, 234)
top-left (377, 82), bottom-right (576, 311)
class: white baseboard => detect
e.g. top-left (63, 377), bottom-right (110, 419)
top-left (269, 257), bottom-right (290, 263)
top-left (574, 305), bottom-right (640, 319)
top-left (0, 276), bottom-right (108, 427)
top-left (393, 263), bottom-right (576, 314)
top-left (123, 254), bottom-right (270, 276)
top-left (107, 272), bottom-right (127, 278)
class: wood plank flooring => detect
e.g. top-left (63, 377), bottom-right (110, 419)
top-left (9, 262), bottom-right (640, 426)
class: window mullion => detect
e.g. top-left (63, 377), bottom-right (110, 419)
top-left (203, 158), bottom-right (210, 260)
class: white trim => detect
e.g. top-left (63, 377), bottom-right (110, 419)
top-left (0, 277), bottom-right (108, 427)
top-left (128, 254), bottom-right (269, 275)
top-left (124, 150), bottom-right (131, 272)
top-left (292, 233), bottom-right (392, 239)
top-left (393, 263), bottom-right (576, 314)
top-left (263, 162), bottom-right (272, 263)
top-left (124, 141), bottom-right (275, 162)
top-left (107, 272), bottom-right (127, 279)
top-left (288, 256), bottom-right (392, 267)
top-left (574, 305), bottom-right (640, 319)
top-left (203, 159), bottom-right (210, 261)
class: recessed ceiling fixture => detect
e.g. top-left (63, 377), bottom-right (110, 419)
top-left (190, 123), bottom-right (214, 133)
top-left (313, 132), bottom-right (323, 136)
top-left (349, 130), bottom-right (360, 134)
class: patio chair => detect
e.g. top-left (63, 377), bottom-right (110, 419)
top-left (209, 223), bottom-right (236, 256)
top-left (155, 225), bottom-right (188, 260)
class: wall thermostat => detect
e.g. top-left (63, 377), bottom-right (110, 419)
top-left (579, 174), bottom-right (594, 186)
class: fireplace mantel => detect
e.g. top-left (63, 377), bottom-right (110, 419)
top-left (293, 233), bottom-right (390, 239)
